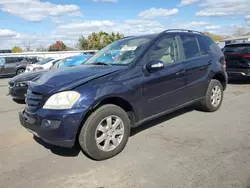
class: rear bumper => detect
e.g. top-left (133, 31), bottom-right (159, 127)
top-left (227, 68), bottom-right (250, 77)
top-left (19, 109), bottom-right (85, 148)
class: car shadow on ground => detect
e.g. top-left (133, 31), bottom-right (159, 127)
top-left (33, 136), bottom-right (81, 157)
top-left (228, 77), bottom-right (250, 85)
top-left (131, 106), bottom-right (194, 136)
top-left (33, 105), bottom-right (196, 158)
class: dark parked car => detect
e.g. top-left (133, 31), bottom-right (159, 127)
top-left (19, 30), bottom-right (227, 160)
top-left (224, 42), bottom-right (250, 78)
top-left (0, 56), bottom-right (31, 76)
top-left (9, 55), bottom-right (93, 100)
top-left (0, 49), bottom-right (12, 53)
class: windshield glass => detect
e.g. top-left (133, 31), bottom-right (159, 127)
top-left (36, 58), bottom-right (54, 65)
top-left (84, 36), bottom-right (153, 65)
top-left (51, 55), bottom-right (89, 69)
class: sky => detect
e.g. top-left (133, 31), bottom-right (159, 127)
top-left (0, 0), bottom-right (250, 49)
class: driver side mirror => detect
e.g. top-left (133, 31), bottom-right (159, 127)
top-left (146, 60), bottom-right (165, 73)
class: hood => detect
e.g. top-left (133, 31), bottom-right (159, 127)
top-left (10, 70), bottom-right (48, 83)
top-left (29, 65), bottom-right (125, 94)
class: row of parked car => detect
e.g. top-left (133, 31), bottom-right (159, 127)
top-left (6, 29), bottom-right (249, 161)
top-left (0, 56), bottom-right (42, 76)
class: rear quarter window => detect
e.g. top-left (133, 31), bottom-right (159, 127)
top-left (199, 36), bottom-right (222, 55)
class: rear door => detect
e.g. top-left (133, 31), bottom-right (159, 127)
top-left (180, 34), bottom-right (213, 101)
top-left (224, 44), bottom-right (250, 69)
top-left (4, 57), bottom-right (21, 75)
top-left (141, 34), bottom-right (187, 119)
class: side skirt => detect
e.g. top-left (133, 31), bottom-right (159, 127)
top-left (133, 97), bottom-right (204, 127)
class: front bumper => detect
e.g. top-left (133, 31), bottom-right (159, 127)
top-left (19, 108), bottom-right (85, 148)
top-left (9, 86), bottom-right (27, 100)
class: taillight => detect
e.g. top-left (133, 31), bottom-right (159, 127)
top-left (221, 56), bottom-right (226, 70)
top-left (223, 59), bottom-right (226, 69)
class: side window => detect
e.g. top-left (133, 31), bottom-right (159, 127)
top-left (201, 36), bottom-right (221, 55)
top-left (197, 37), bottom-right (209, 55)
top-left (5, 57), bottom-right (12, 64)
top-left (6, 57), bottom-right (19, 63)
top-left (18, 57), bottom-right (25, 62)
top-left (0, 57), bottom-right (5, 66)
top-left (181, 35), bottom-right (200, 59)
top-left (149, 36), bottom-right (180, 65)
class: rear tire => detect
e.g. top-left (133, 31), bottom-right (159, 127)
top-left (78, 104), bottom-right (130, 160)
top-left (199, 79), bottom-right (224, 112)
top-left (16, 68), bottom-right (25, 75)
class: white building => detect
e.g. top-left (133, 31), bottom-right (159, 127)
top-left (0, 50), bottom-right (98, 59)
top-left (216, 35), bottom-right (250, 49)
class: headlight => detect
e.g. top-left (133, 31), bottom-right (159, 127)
top-left (16, 82), bottom-right (27, 87)
top-left (43, 91), bottom-right (80, 110)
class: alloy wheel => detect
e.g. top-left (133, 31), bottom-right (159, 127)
top-left (95, 115), bottom-right (124, 152)
top-left (211, 85), bottom-right (222, 107)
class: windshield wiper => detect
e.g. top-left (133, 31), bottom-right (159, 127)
top-left (92, 62), bottom-right (110, 66)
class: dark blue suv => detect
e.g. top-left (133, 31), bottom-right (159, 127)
top-left (19, 30), bottom-right (227, 160)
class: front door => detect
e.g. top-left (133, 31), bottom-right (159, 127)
top-left (141, 35), bottom-right (187, 119)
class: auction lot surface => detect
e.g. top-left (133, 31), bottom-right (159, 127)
top-left (1, 78), bottom-right (250, 188)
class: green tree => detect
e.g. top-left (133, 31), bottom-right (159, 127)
top-left (48, 41), bottom-right (67, 51)
top-left (76, 36), bottom-right (89, 50)
top-left (76, 32), bottom-right (125, 50)
top-left (11, 46), bottom-right (23, 53)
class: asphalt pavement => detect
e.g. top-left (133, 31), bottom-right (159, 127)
top-left (1, 77), bottom-right (250, 188)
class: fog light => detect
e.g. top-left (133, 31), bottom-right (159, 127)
top-left (41, 119), bottom-right (60, 129)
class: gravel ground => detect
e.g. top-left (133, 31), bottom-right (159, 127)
top-left (0, 77), bottom-right (250, 188)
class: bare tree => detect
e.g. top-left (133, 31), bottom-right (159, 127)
top-left (232, 27), bottom-right (249, 36)
top-left (36, 45), bottom-right (47, 52)
top-left (23, 40), bottom-right (32, 51)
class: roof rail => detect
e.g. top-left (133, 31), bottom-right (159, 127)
top-left (120, 36), bottom-right (134, 39)
top-left (162, 29), bottom-right (204, 35)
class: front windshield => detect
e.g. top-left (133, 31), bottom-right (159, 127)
top-left (84, 36), bottom-right (153, 65)
top-left (36, 58), bottom-right (54, 65)
top-left (51, 55), bottom-right (88, 69)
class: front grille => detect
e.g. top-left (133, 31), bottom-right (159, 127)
top-left (26, 89), bottom-right (44, 112)
top-left (9, 81), bottom-right (15, 87)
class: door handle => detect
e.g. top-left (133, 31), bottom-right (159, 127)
top-left (200, 60), bottom-right (212, 70)
top-left (176, 69), bottom-right (186, 76)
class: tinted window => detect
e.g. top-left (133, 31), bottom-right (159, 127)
top-left (5, 57), bottom-right (20, 63)
top-left (149, 36), bottom-right (180, 65)
top-left (181, 35), bottom-right (200, 59)
top-left (224, 44), bottom-right (250, 54)
top-left (26, 57), bottom-right (39, 63)
top-left (200, 36), bottom-right (221, 55)
top-left (36, 58), bottom-right (54, 65)
top-left (198, 37), bottom-right (208, 55)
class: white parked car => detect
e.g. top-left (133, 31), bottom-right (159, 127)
top-left (25, 58), bottom-right (61, 72)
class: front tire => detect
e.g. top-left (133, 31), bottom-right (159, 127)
top-left (78, 104), bottom-right (130, 160)
top-left (200, 79), bottom-right (224, 112)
